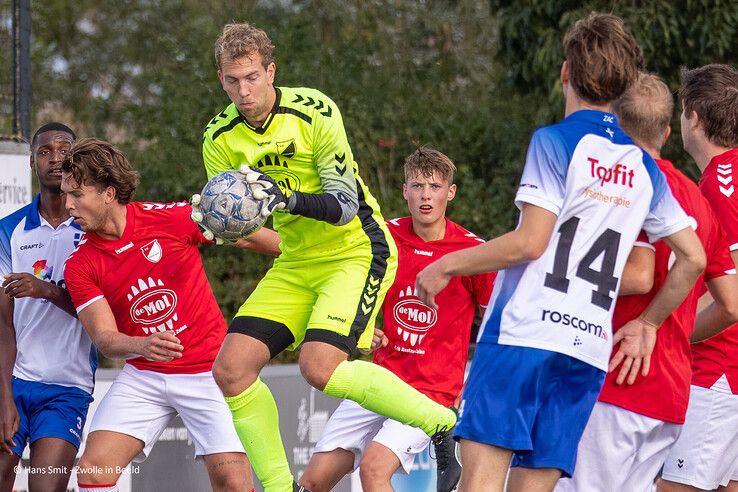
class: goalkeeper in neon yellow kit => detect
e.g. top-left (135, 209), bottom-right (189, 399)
top-left (195, 22), bottom-right (458, 492)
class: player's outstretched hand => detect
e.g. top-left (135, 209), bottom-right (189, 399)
top-left (415, 259), bottom-right (451, 309)
top-left (0, 397), bottom-right (19, 455)
top-left (608, 317), bottom-right (658, 385)
top-left (360, 328), bottom-right (389, 355)
top-left (190, 193), bottom-right (226, 245)
top-left (138, 331), bottom-right (184, 362)
top-left (2, 272), bottom-right (54, 300)
top-left (239, 165), bottom-right (290, 218)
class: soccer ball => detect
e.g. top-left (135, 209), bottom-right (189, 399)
top-left (197, 170), bottom-right (267, 241)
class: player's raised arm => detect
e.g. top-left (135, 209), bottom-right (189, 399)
top-left (416, 203), bottom-right (557, 308)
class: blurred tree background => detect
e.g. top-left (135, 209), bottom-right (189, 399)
top-left (2, 0), bottom-right (737, 363)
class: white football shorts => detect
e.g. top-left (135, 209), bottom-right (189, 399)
top-left (89, 364), bottom-right (244, 462)
top-left (661, 384), bottom-right (738, 490)
top-left (313, 399), bottom-right (430, 474)
top-left (555, 401), bottom-right (680, 492)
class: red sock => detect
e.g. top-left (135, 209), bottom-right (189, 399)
top-left (77, 483), bottom-right (119, 492)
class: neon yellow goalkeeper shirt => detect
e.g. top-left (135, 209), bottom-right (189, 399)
top-left (202, 86), bottom-right (390, 260)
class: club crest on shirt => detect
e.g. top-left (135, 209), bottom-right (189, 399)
top-left (141, 239), bottom-right (162, 263)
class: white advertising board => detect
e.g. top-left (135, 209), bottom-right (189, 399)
top-left (0, 143), bottom-right (33, 219)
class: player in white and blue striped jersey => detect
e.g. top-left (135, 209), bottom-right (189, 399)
top-left (0, 123), bottom-right (95, 492)
top-left (416, 13), bottom-right (706, 492)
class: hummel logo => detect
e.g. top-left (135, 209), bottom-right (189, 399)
top-left (677, 458), bottom-right (684, 468)
top-left (717, 163), bottom-right (734, 197)
top-left (717, 165), bottom-right (732, 175)
top-left (414, 249), bottom-right (433, 257)
top-left (115, 242), bottom-right (134, 254)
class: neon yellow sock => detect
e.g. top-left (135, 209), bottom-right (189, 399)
top-left (225, 378), bottom-right (293, 492)
top-left (323, 359), bottom-right (456, 436)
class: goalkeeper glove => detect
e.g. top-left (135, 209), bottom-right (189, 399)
top-left (189, 193), bottom-right (227, 245)
top-left (239, 165), bottom-right (294, 218)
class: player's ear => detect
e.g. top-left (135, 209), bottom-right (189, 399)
top-left (402, 183), bottom-right (408, 201)
top-left (447, 183), bottom-right (457, 201)
top-left (661, 126), bottom-right (671, 147)
top-left (266, 62), bottom-right (276, 84)
top-left (104, 186), bottom-right (117, 204)
top-left (560, 61), bottom-right (569, 87)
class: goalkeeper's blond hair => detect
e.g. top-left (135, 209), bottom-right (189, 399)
top-left (214, 23), bottom-right (275, 70)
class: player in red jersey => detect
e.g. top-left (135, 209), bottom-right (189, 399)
top-left (299, 148), bottom-right (494, 492)
top-left (557, 73), bottom-right (738, 492)
top-left (60, 138), bottom-right (279, 492)
top-left (660, 64), bottom-right (738, 492)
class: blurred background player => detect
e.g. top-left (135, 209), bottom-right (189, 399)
top-left (415, 13), bottom-right (705, 492)
top-left (200, 23), bottom-right (456, 492)
top-left (557, 72), bottom-right (738, 492)
top-left (660, 63), bottom-right (738, 492)
top-left (299, 147), bottom-right (494, 492)
top-left (0, 123), bottom-right (94, 492)
top-left (60, 139), bottom-right (269, 492)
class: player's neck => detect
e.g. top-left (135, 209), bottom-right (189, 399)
top-left (639, 144), bottom-right (661, 161)
top-left (564, 92), bottom-right (611, 117)
top-left (692, 140), bottom-right (734, 173)
top-left (96, 203), bottom-right (128, 241)
top-left (412, 218), bottom-right (446, 242)
top-left (37, 187), bottom-right (69, 228)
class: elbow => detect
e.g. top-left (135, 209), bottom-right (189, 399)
top-left (333, 201), bottom-right (359, 226)
top-left (690, 250), bottom-right (708, 280)
top-left (721, 298), bottom-right (738, 325)
top-left (518, 237), bottom-right (547, 262)
top-left (627, 270), bottom-right (654, 296)
top-left (91, 335), bottom-right (116, 360)
top-left (95, 341), bottom-right (114, 360)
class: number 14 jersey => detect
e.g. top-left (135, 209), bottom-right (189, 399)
top-left (478, 110), bottom-right (691, 371)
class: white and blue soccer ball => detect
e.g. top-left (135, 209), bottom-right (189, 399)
top-left (196, 170), bottom-right (267, 241)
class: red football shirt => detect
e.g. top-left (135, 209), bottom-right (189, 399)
top-left (598, 159), bottom-right (733, 423)
top-left (692, 148), bottom-right (738, 393)
top-left (372, 217), bottom-right (495, 407)
top-left (64, 202), bottom-right (227, 374)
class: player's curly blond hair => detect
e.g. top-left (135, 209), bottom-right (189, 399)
top-left (214, 23), bottom-right (275, 69)
top-left (404, 146), bottom-right (456, 184)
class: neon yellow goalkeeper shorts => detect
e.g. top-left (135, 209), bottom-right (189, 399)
top-left (234, 238), bottom-right (397, 354)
